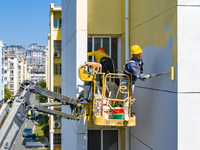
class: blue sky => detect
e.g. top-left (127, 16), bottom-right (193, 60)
top-left (0, 0), bottom-right (61, 49)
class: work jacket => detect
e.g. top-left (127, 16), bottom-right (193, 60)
top-left (123, 57), bottom-right (150, 84)
top-left (87, 50), bottom-right (110, 63)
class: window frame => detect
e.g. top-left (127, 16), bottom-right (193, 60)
top-left (88, 128), bottom-right (121, 150)
top-left (54, 18), bottom-right (62, 29)
top-left (88, 36), bottom-right (121, 71)
top-left (54, 64), bottom-right (62, 75)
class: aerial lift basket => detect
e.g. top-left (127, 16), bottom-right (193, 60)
top-left (78, 62), bottom-right (136, 127)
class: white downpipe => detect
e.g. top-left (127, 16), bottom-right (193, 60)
top-left (125, 1), bottom-right (130, 150)
top-left (49, 7), bottom-right (54, 150)
top-left (125, 0), bottom-right (129, 63)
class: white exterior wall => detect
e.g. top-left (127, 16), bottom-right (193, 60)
top-left (0, 40), bottom-right (4, 101)
top-left (62, 0), bottom-right (87, 150)
top-left (13, 58), bottom-right (19, 92)
top-left (177, 2), bottom-right (200, 150)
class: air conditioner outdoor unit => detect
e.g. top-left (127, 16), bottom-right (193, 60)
top-left (54, 121), bottom-right (61, 128)
top-left (54, 52), bottom-right (60, 57)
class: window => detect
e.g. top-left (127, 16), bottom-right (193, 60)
top-left (53, 133), bottom-right (61, 145)
top-left (54, 18), bottom-right (62, 29)
top-left (10, 70), bottom-right (14, 75)
top-left (54, 86), bottom-right (61, 94)
top-left (54, 40), bottom-right (62, 52)
top-left (10, 63), bottom-right (14, 68)
top-left (88, 129), bottom-right (119, 150)
top-left (87, 37), bottom-right (119, 71)
top-left (54, 64), bottom-right (61, 75)
top-left (10, 77), bottom-right (14, 82)
top-left (10, 84), bottom-right (14, 89)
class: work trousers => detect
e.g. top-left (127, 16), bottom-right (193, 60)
top-left (100, 57), bottom-right (119, 86)
top-left (99, 57), bottom-right (114, 87)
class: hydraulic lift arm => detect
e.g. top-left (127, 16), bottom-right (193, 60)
top-left (0, 80), bottom-right (85, 150)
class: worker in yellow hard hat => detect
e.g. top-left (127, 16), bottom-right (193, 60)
top-left (122, 45), bottom-right (157, 121)
top-left (87, 47), bottom-right (119, 86)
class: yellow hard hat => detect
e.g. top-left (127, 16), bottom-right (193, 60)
top-left (131, 45), bottom-right (143, 54)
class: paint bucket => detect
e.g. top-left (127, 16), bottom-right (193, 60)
top-left (112, 107), bottom-right (124, 120)
top-left (96, 106), bottom-right (101, 116)
top-left (103, 98), bottom-right (107, 106)
top-left (109, 100), bottom-right (119, 107)
top-left (103, 106), bottom-right (110, 119)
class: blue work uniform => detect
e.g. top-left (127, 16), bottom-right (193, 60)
top-left (123, 57), bottom-right (150, 84)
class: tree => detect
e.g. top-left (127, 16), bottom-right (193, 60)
top-left (38, 79), bottom-right (47, 103)
top-left (38, 79), bottom-right (46, 88)
top-left (40, 114), bottom-right (49, 138)
top-left (4, 86), bottom-right (12, 101)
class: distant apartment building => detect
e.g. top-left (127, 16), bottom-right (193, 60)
top-left (25, 43), bottom-right (46, 84)
top-left (3, 44), bottom-right (25, 58)
top-left (28, 42), bottom-right (46, 51)
top-left (28, 66), bottom-right (45, 83)
top-left (3, 54), bottom-right (19, 96)
top-left (18, 58), bottom-right (29, 84)
top-left (0, 39), bottom-right (4, 102)
top-left (25, 43), bottom-right (46, 66)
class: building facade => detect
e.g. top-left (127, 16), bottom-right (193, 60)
top-left (25, 43), bottom-right (46, 84)
top-left (25, 43), bottom-right (46, 66)
top-left (18, 58), bottom-right (29, 84)
top-left (3, 54), bottom-right (19, 96)
top-left (3, 44), bottom-right (25, 58)
top-left (61, 0), bottom-right (200, 150)
top-left (46, 3), bottom-right (62, 150)
top-left (0, 39), bottom-right (4, 102)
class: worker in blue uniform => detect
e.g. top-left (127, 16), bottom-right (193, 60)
top-left (122, 45), bottom-right (156, 121)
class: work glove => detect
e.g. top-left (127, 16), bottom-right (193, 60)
top-left (150, 74), bottom-right (156, 78)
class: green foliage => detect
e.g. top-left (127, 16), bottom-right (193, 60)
top-left (33, 113), bottom-right (49, 140)
top-left (39, 95), bottom-right (47, 103)
top-left (4, 86), bottom-right (12, 101)
top-left (38, 79), bottom-right (47, 103)
top-left (38, 79), bottom-right (46, 88)
top-left (40, 114), bottom-right (49, 138)
top-left (42, 124), bottom-right (49, 138)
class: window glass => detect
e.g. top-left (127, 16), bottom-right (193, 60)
top-left (88, 130), bottom-right (101, 150)
top-left (54, 86), bottom-right (62, 94)
top-left (111, 38), bottom-right (118, 71)
top-left (94, 38), bottom-right (101, 51)
top-left (103, 130), bottom-right (118, 150)
top-left (103, 38), bottom-right (109, 55)
top-left (88, 130), bottom-right (119, 150)
top-left (54, 18), bottom-right (62, 29)
top-left (54, 40), bottom-right (62, 52)
top-left (54, 64), bottom-right (61, 75)
top-left (53, 133), bottom-right (61, 144)
top-left (88, 38), bottom-right (92, 62)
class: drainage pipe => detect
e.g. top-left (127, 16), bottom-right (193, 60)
top-left (125, 0), bottom-right (130, 150)
top-left (125, 0), bottom-right (130, 63)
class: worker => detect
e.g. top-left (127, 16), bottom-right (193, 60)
top-left (87, 47), bottom-right (119, 86)
top-left (122, 45), bottom-right (156, 121)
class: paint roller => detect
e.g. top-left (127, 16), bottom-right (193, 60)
top-left (155, 66), bottom-right (174, 80)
